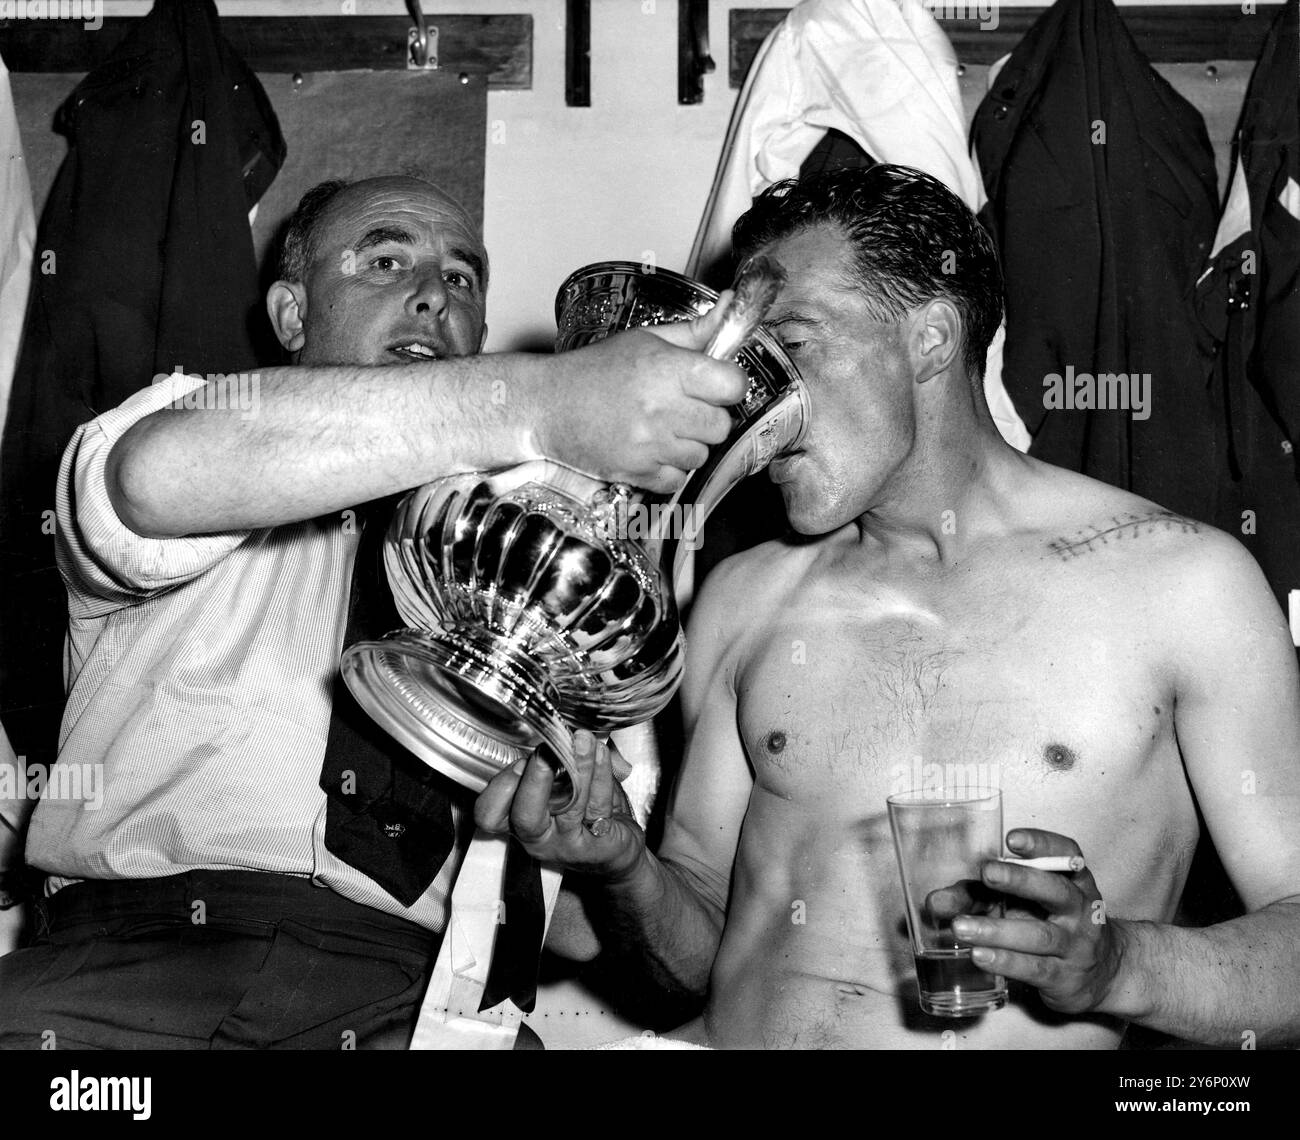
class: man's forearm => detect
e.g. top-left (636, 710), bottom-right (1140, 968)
top-left (583, 849), bottom-right (726, 1001)
top-left (1103, 897), bottom-right (1300, 1047)
top-left (110, 356), bottom-right (550, 537)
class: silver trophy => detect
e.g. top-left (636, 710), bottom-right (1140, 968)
top-left (341, 257), bottom-right (809, 809)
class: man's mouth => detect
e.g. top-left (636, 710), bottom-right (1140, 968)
top-left (389, 341), bottom-right (445, 363)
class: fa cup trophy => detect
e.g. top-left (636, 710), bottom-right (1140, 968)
top-left (341, 257), bottom-right (809, 809)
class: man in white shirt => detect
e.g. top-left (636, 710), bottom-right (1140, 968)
top-left (0, 174), bottom-right (747, 1048)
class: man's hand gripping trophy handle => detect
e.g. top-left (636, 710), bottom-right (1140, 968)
top-left (532, 257), bottom-right (786, 496)
top-left (475, 730), bottom-right (645, 880)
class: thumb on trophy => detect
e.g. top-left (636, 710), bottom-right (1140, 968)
top-left (642, 289), bottom-right (737, 354)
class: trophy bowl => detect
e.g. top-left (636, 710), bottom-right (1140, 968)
top-left (342, 260), bottom-right (809, 809)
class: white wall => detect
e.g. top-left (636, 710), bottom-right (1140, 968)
top-left (481, 0), bottom-right (795, 350)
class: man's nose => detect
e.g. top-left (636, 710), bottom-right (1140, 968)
top-left (408, 268), bottom-right (448, 317)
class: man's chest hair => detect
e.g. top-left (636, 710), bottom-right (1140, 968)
top-left (732, 599), bottom-right (1167, 792)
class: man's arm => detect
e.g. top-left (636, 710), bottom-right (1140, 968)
top-left (542, 721), bottom-right (660, 962)
top-left (954, 531), bottom-right (1300, 1046)
top-left (108, 316), bottom-right (747, 539)
top-left (608, 559), bottom-right (759, 995)
top-left (1102, 532), bottom-right (1300, 1045)
top-left (476, 553), bottom-right (758, 1001)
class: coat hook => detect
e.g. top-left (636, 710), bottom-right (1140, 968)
top-left (679, 0), bottom-right (714, 105)
top-left (406, 0), bottom-right (440, 70)
top-left (566, 0), bottom-right (591, 106)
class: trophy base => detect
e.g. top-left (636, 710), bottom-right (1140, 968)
top-left (341, 625), bottom-right (579, 811)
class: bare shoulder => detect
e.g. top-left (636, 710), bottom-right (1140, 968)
top-left (1028, 465), bottom-right (1286, 645)
top-left (693, 531), bottom-right (804, 602)
top-left (684, 534), bottom-right (826, 674)
top-left (1036, 482), bottom-right (1212, 569)
top-left (1029, 467), bottom-right (1244, 580)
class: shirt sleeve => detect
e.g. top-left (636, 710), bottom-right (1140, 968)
top-left (55, 373), bottom-right (253, 616)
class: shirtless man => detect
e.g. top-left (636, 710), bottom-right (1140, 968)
top-left (477, 165), bottom-right (1300, 1049)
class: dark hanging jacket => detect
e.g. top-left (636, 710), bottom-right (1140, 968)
top-left (970, 0), bottom-right (1221, 520)
top-left (1193, 0), bottom-right (1300, 618)
top-left (0, 0), bottom-right (285, 766)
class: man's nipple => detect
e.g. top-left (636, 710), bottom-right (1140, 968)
top-left (1042, 742), bottom-right (1078, 771)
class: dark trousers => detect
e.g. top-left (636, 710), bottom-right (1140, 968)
top-left (0, 870), bottom-right (440, 1049)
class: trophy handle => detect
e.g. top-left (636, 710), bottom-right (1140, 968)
top-left (703, 254), bottom-right (786, 360)
top-left (643, 254), bottom-right (810, 590)
top-left (659, 383), bottom-right (809, 596)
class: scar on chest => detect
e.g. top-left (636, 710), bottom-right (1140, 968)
top-left (1042, 743), bottom-right (1078, 771)
top-left (765, 730), bottom-right (787, 754)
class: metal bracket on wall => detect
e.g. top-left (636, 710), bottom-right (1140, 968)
top-left (0, 14), bottom-right (533, 88)
top-left (566, 0), bottom-right (591, 107)
top-left (678, 0), bottom-right (715, 104)
top-left (407, 0), bottom-right (440, 70)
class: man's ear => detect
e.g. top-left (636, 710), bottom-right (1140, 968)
top-left (267, 281), bottom-right (308, 355)
top-left (910, 298), bottom-right (961, 384)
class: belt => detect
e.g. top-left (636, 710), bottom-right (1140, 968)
top-left (34, 869), bottom-right (437, 957)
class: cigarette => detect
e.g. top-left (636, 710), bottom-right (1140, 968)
top-left (999, 855), bottom-right (1086, 872)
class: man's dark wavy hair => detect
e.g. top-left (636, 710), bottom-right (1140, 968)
top-left (277, 178), bottom-right (351, 283)
top-left (732, 165), bottom-right (1004, 379)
